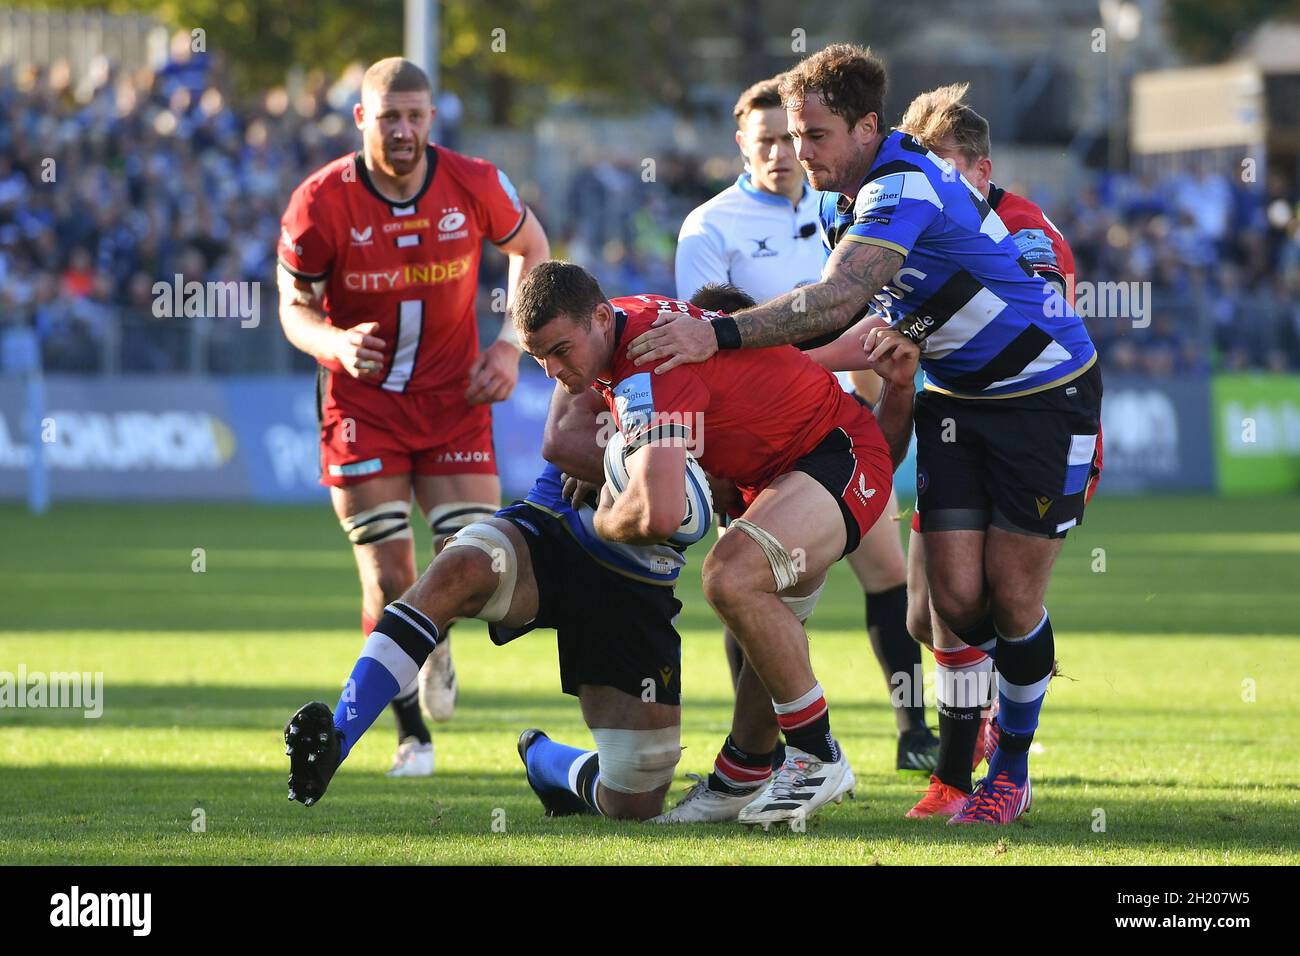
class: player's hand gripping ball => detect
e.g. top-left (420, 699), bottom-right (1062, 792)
top-left (602, 430), bottom-right (713, 547)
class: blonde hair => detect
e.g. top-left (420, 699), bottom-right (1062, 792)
top-left (897, 83), bottom-right (990, 162)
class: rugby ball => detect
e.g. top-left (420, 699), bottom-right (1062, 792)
top-left (603, 430), bottom-right (713, 548)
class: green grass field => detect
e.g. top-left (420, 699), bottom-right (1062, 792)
top-left (1, 495), bottom-right (1297, 865)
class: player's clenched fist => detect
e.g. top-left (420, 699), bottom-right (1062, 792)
top-left (860, 326), bottom-right (920, 388)
top-left (333, 321), bottom-right (387, 381)
top-left (627, 310), bottom-right (718, 373)
top-left (465, 339), bottom-right (522, 405)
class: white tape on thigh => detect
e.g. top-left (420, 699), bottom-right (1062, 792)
top-left (441, 522), bottom-right (517, 622)
top-left (426, 501), bottom-right (498, 537)
top-left (780, 582), bottom-right (825, 623)
top-left (340, 500), bottom-right (412, 545)
top-left (729, 518), bottom-right (800, 592)
top-left (589, 726), bottom-right (682, 794)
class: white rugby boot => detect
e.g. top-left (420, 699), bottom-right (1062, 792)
top-left (418, 640), bottom-right (458, 722)
top-left (736, 745), bottom-right (855, 830)
top-left (386, 737), bottom-right (434, 777)
top-left (650, 773), bottom-right (765, 823)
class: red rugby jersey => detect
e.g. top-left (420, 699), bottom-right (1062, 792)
top-left (988, 183), bottom-right (1077, 307)
top-left (278, 144), bottom-right (526, 394)
top-left (594, 295), bottom-right (881, 494)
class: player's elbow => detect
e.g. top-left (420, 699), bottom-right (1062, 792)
top-left (641, 506), bottom-right (684, 543)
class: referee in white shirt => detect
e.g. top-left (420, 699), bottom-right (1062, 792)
top-left (675, 77), bottom-right (938, 775)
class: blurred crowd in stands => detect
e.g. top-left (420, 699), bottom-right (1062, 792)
top-left (2, 42), bottom-right (1299, 379)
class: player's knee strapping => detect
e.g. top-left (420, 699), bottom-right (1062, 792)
top-left (340, 500), bottom-right (413, 545)
top-left (589, 726), bottom-right (682, 795)
top-left (779, 582), bottom-right (825, 623)
top-left (729, 518), bottom-right (800, 591)
top-left (440, 522), bottom-right (518, 621)
top-left (427, 501), bottom-right (498, 541)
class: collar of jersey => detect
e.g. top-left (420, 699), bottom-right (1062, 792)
top-left (737, 172), bottom-right (807, 209)
top-left (611, 306), bottom-right (628, 350)
top-left (596, 306), bottom-right (629, 388)
top-left (353, 143), bottom-right (439, 208)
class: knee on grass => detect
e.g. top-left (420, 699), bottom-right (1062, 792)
top-left (598, 784), bottom-right (672, 821)
top-left (592, 725), bottom-right (681, 821)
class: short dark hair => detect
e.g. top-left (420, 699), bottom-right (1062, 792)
top-left (733, 76), bottom-right (783, 125)
top-left (513, 261), bottom-right (607, 336)
top-left (688, 282), bottom-right (756, 314)
top-left (780, 43), bottom-right (887, 131)
top-left (362, 57), bottom-right (432, 97)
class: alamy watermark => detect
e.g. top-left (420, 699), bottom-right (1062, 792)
top-left (0, 665), bottom-right (103, 718)
top-left (1044, 276), bottom-right (1151, 328)
top-left (50, 886), bottom-right (150, 936)
top-left (891, 663), bottom-right (994, 709)
top-left (152, 274), bottom-right (261, 328)
top-left (596, 410), bottom-right (706, 458)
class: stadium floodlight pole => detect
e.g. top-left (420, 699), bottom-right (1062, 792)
top-left (404, 0), bottom-right (440, 133)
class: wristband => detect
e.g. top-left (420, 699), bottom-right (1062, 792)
top-left (496, 318), bottom-right (522, 349)
top-left (710, 316), bottom-right (742, 350)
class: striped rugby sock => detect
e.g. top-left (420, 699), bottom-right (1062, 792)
top-left (988, 609), bottom-right (1054, 783)
top-left (708, 734), bottom-right (772, 794)
top-left (333, 601), bottom-right (438, 760)
top-left (526, 737), bottom-right (602, 814)
top-left (774, 683), bottom-right (839, 763)
top-left (934, 644), bottom-right (994, 791)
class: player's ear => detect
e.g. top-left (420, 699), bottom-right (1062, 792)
top-left (859, 111), bottom-right (878, 141)
top-left (734, 128), bottom-right (745, 155)
top-left (352, 101), bottom-right (365, 131)
top-left (979, 156), bottom-right (993, 184)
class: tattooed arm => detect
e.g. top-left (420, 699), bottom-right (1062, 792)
top-left (626, 240), bottom-right (903, 372)
top-left (731, 240), bottom-right (903, 348)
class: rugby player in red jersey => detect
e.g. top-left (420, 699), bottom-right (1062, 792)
top-left (627, 47), bottom-right (1103, 827)
top-left (804, 83), bottom-right (1103, 818)
top-left (277, 58), bottom-right (549, 778)
top-left (510, 261), bottom-right (919, 827)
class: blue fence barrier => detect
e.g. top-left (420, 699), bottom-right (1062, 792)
top-left (0, 370), bottom-right (1214, 503)
top-left (0, 372), bottom-right (556, 502)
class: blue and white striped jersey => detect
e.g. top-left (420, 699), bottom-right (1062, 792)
top-left (819, 131), bottom-right (1095, 399)
top-left (521, 463), bottom-right (683, 585)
